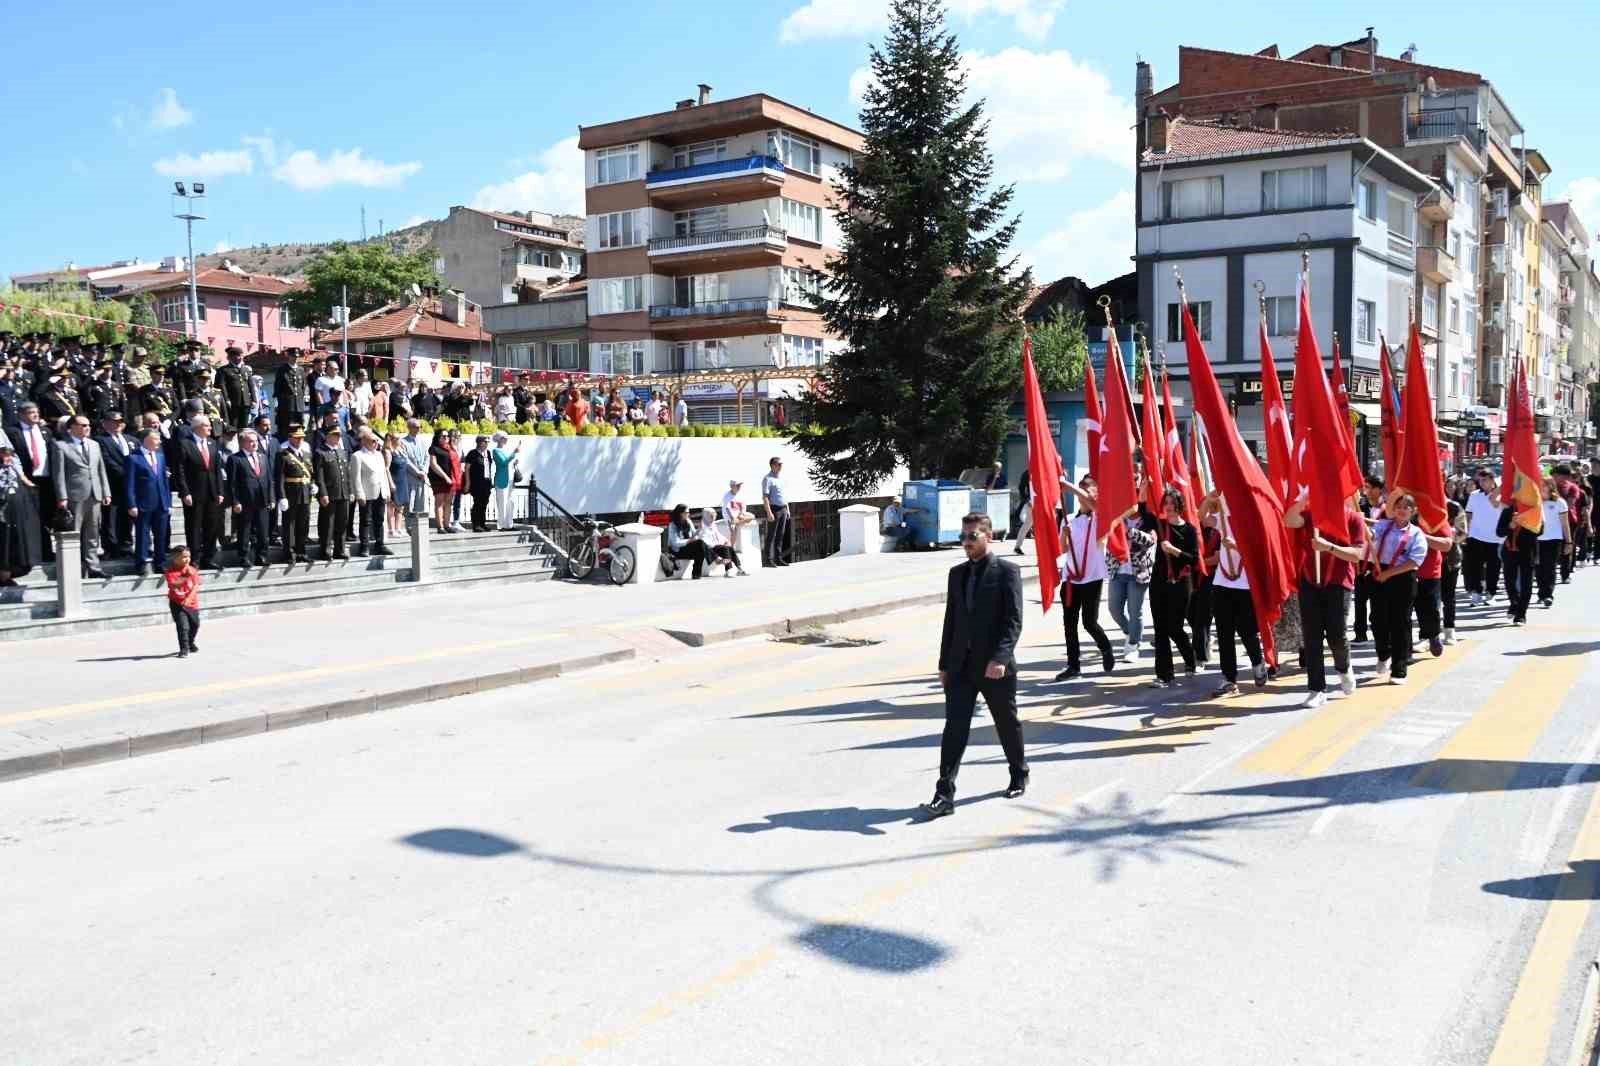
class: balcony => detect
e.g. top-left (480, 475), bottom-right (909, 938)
top-left (644, 155), bottom-right (786, 208)
top-left (648, 296), bottom-right (780, 337)
top-left (1558, 284), bottom-right (1576, 307)
top-left (1420, 180), bottom-right (1457, 223)
top-left (646, 224), bottom-right (787, 272)
top-left (1418, 245), bottom-right (1456, 283)
top-left (1406, 108), bottom-right (1488, 152)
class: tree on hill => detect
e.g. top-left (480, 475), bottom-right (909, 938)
top-left (1030, 306), bottom-right (1089, 393)
top-left (790, 0), bottom-right (1031, 494)
top-left (281, 243), bottom-right (441, 330)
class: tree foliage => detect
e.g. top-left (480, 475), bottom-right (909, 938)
top-left (789, 0), bottom-right (1031, 494)
top-left (1030, 306), bottom-right (1088, 393)
top-left (282, 243), bottom-right (441, 330)
top-left (0, 288), bottom-right (130, 344)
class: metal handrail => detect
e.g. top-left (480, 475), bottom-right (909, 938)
top-left (645, 155), bottom-right (785, 184)
top-left (647, 224), bottom-right (787, 253)
top-left (524, 476), bottom-right (587, 567)
top-left (649, 297), bottom-right (776, 320)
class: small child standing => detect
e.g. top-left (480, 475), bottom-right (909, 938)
top-left (164, 545), bottom-right (202, 657)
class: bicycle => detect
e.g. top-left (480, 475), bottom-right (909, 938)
top-left (566, 518), bottom-right (636, 585)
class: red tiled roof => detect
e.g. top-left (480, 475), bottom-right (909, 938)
top-left (119, 266), bottom-right (303, 298)
top-left (1149, 118), bottom-right (1357, 162)
top-left (318, 296), bottom-right (491, 344)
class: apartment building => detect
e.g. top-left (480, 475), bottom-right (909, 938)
top-left (482, 279), bottom-right (587, 376)
top-left (577, 86), bottom-right (863, 422)
top-left (1543, 201), bottom-right (1597, 446)
top-left (432, 205), bottom-right (583, 309)
top-left (1135, 115), bottom-right (1432, 468)
top-left (1137, 30), bottom-right (1537, 455)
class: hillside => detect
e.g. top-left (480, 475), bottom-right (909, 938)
top-left (194, 218), bottom-right (440, 279)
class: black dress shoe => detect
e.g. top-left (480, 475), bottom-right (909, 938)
top-left (187, 643), bottom-right (198, 654)
top-left (1005, 769), bottom-right (1030, 798)
top-left (83, 567), bottom-right (107, 579)
top-left (1102, 653), bottom-right (1115, 674)
top-left (138, 564), bottom-right (153, 578)
top-left (922, 793), bottom-right (955, 818)
top-left (1054, 667), bottom-right (1080, 682)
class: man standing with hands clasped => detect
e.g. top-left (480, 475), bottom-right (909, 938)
top-left (923, 512), bottom-right (1028, 818)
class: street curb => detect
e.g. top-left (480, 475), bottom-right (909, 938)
top-left (0, 647), bottom-right (634, 786)
top-left (661, 591), bottom-right (948, 647)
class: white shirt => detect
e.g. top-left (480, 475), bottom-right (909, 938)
top-left (721, 491), bottom-right (747, 524)
top-left (1212, 514), bottom-right (1250, 591)
top-left (645, 400), bottom-right (661, 423)
top-left (1058, 513), bottom-right (1106, 584)
top-left (20, 423), bottom-right (48, 476)
top-left (1540, 500), bottom-right (1568, 541)
top-left (675, 399), bottom-right (688, 425)
top-left (352, 382), bottom-right (373, 416)
top-left (1466, 489), bottom-right (1503, 542)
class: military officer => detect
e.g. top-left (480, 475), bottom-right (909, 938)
top-left (312, 424), bottom-right (352, 560)
top-left (191, 366), bottom-right (225, 424)
top-left (36, 363), bottom-right (78, 425)
top-left (86, 361), bottom-right (125, 423)
top-left (140, 365), bottom-right (177, 425)
top-left (276, 422), bottom-right (315, 562)
top-left (123, 345), bottom-right (152, 426)
top-left (172, 341), bottom-right (208, 404)
top-left (218, 345), bottom-right (253, 430)
top-left (273, 349), bottom-right (311, 440)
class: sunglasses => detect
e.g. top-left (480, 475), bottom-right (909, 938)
top-left (959, 530), bottom-right (986, 543)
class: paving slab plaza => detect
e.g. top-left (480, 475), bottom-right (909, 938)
top-left (3, 547), bottom-right (1600, 1065)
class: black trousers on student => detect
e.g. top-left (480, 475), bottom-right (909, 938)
top-left (937, 671), bottom-right (1025, 797)
top-left (1373, 572), bottom-right (1418, 677)
top-left (1503, 538), bottom-right (1536, 621)
top-left (1537, 539), bottom-right (1561, 602)
top-left (1353, 572), bottom-right (1376, 640)
top-left (1413, 576), bottom-right (1442, 642)
top-left (1150, 577), bottom-right (1195, 683)
top-left (1441, 564), bottom-right (1459, 630)
top-left (1561, 530), bottom-right (1576, 581)
top-left (1298, 579), bottom-right (1350, 693)
top-left (168, 601), bottom-right (200, 651)
top-left (1212, 585), bottom-right (1262, 684)
top-left (1188, 577), bottom-right (1214, 661)
top-left (1062, 579), bottom-right (1113, 672)
top-left (1464, 538), bottom-right (1501, 597)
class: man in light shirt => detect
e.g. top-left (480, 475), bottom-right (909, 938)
top-left (1463, 467), bottom-right (1505, 606)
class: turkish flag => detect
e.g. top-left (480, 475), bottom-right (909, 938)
top-left (1082, 357), bottom-right (1130, 560)
top-left (1504, 356), bottom-right (1545, 534)
top-left (1292, 282), bottom-right (1362, 539)
top-left (1097, 338), bottom-right (1141, 554)
top-left (1139, 359), bottom-right (1167, 513)
top-left (1328, 333), bottom-right (1357, 458)
top-left (1161, 367), bottom-right (1205, 574)
top-left (1259, 319), bottom-right (1296, 508)
top-left (1021, 337), bottom-right (1064, 614)
top-left (1181, 299), bottom-right (1297, 667)
top-left (1378, 336), bottom-right (1405, 483)
top-left (1391, 318), bottom-right (1449, 534)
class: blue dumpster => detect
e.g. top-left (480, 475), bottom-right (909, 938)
top-left (969, 488), bottom-right (1011, 539)
top-left (903, 479), bottom-right (974, 547)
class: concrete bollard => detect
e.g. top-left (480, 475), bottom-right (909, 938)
top-left (54, 530), bottom-right (85, 619)
top-left (732, 518), bottom-right (763, 571)
top-left (836, 504), bottom-right (883, 556)
top-left (409, 513), bottom-right (433, 583)
top-left (613, 522), bottom-right (662, 585)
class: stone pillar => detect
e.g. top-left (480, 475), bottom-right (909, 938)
top-left (613, 522), bottom-right (662, 585)
top-left (732, 518), bottom-right (763, 571)
top-left (409, 513), bottom-right (433, 583)
top-left (54, 530), bottom-right (85, 619)
top-left (837, 504), bottom-right (882, 556)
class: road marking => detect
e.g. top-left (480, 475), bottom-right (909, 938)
top-left (1307, 806), bottom-right (1342, 837)
top-left (1155, 729), bottom-right (1282, 810)
top-left (0, 632), bottom-right (566, 728)
top-left (1520, 718), bottom-right (1600, 867)
top-left (1411, 655), bottom-right (1590, 792)
top-left (1240, 642), bottom-right (1476, 778)
top-left (1487, 782), bottom-right (1600, 1066)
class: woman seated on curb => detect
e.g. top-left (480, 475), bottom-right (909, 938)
top-left (665, 503), bottom-right (706, 579)
top-left (699, 507), bottom-right (748, 577)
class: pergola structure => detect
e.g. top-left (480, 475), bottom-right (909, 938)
top-left (497, 365), bottom-right (823, 426)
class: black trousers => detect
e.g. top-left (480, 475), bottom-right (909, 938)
top-left (937, 670), bottom-right (1025, 796)
top-left (1441, 564), bottom-right (1459, 629)
top-left (470, 489), bottom-right (490, 530)
top-left (1212, 585), bottom-right (1262, 683)
top-left (1537, 539), bottom-right (1561, 602)
top-left (1504, 539), bottom-right (1535, 620)
top-left (670, 541), bottom-right (705, 578)
top-left (235, 505), bottom-right (271, 565)
top-left (1414, 576), bottom-right (1442, 642)
top-left (182, 496), bottom-right (221, 564)
top-left (1150, 577), bottom-right (1195, 682)
top-left (169, 601), bottom-right (200, 651)
top-left (321, 498), bottom-right (350, 557)
top-left (764, 505), bottom-right (792, 565)
top-left (1559, 535), bottom-right (1575, 582)
top-left (1298, 579), bottom-right (1350, 693)
top-left (284, 502), bottom-right (310, 559)
top-left (707, 543), bottom-right (741, 571)
top-left (32, 481), bottom-right (56, 561)
top-left (358, 499), bottom-right (386, 550)
top-left (1062, 579), bottom-right (1113, 672)
top-left (101, 480), bottom-right (132, 551)
top-left (1353, 572), bottom-right (1376, 639)
top-left (1373, 572), bottom-right (1417, 677)
top-left (275, 406), bottom-right (306, 441)
top-left (1188, 578), bottom-right (1214, 661)
top-left (1464, 538), bottom-right (1501, 597)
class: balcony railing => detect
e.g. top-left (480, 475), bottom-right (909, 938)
top-left (645, 155), bottom-right (785, 187)
top-left (649, 296), bottom-right (777, 320)
top-left (1407, 109), bottom-right (1488, 151)
top-left (647, 224), bottom-right (787, 255)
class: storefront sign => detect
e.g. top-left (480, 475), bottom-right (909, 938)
top-left (1234, 374), bottom-right (1295, 405)
top-left (1349, 369), bottom-right (1381, 401)
top-left (1008, 417), bottom-right (1062, 439)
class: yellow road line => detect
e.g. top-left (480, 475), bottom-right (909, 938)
top-left (0, 632), bottom-right (565, 728)
top-left (1487, 784), bottom-right (1600, 1066)
top-left (1241, 642), bottom-right (1476, 777)
top-left (1412, 655), bottom-right (1591, 791)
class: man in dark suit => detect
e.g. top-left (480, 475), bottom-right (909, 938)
top-left (95, 413), bottom-right (137, 557)
top-left (173, 414), bottom-right (225, 570)
top-left (126, 426), bottom-right (172, 576)
top-left (925, 512), bottom-right (1028, 818)
top-left (227, 429), bottom-right (277, 567)
top-left (251, 415), bottom-right (283, 546)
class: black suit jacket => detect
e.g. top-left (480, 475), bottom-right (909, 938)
top-left (94, 431), bottom-right (137, 484)
top-left (464, 448), bottom-right (494, 493)
top-left (226, 449), bottom-right (277, 510)
top-left (173, 437), bottom-right (224, 502)
top-left (938, 554), bottom-right (1023, 681)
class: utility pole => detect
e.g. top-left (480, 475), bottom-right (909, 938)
top-left (341, 283), bottom-right (349, 370)
top-left (361, 204), bottom-right (367, 243)
top-left (171, 182), bottom-right (206, 342)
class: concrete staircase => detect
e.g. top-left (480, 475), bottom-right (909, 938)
top-left (4, 515), bottom-right (562, 641)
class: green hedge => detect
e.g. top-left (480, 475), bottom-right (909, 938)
top-left (364, 416), bottom-right (781, 440)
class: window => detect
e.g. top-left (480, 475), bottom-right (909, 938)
top-left (1167, 301), bottom-right (1212, 342)
top-left (672, 140), bottom-right (727, 168)
top-left (664, 340), bottom-right (727, 372)
top-left (1160, 176), bottom-right (1223, 220)
top-left (1466, 307), bottom-right (1477, 342)
top-left (519, 247), bottom-right (553, 268)
top-left (591, 341), bottom-right (645, 376)
top-left (1387, 192), bottom-right (1415, 241)
top-left (594, 144), bottom-right (640, 184)
top-left (1261, 166), bottom-right (1327, 211)
top-left (673, 206), bottom-right (727, 237)
top-left (159, 296), bottom-right (185, 324)
top-left (228, 300), bottom-right (250, 326)
top-left (782, 267), bottom-right (821, 306)
top-left (561, 252), bottom-right (581, 274)
top-left (596, 210), bottom-right (641, 249)
top-left (1260, 296), bottom-right (1296, 336)
top-left (1358, 179), bottom-right (1379, 222)
top-left (550, 341), bottom-right (579, 370)
top-left (496, 342), bottom-right (537, 370)
top-left (783, 335), bottom-right (825, 367)
top-left (278, 304), bottom-right (294, 330)
top-left (1449, 297), bottom-right (1461, 334)
top-left (782, 198), bottom-right (822, 243)
top-left (1423, 285), bottom-right (1439, 329)
top-left (673, 274), bottom-right (729, 306)
top-left (592, 276), bottom-right (645, 315)
top-left (1450, 229), bottom-right (1462, 262)
top-left (1357, 300), bottom-right (1376, 344)
top-left (768, 130), bottom-right (820, 176)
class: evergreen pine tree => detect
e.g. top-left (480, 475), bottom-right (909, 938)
top-left (793, 0), bottom-right (1031, 495)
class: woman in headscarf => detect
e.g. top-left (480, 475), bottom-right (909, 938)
top-left (0, 435), bottom-right (43, 587)
top-left (698, 507), bottom-right (746, 577)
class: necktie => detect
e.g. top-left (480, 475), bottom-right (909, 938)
top-left (250, 454), bottom-right (259, 477)
top-left (200, 444), bottom-right (210, 471)
top-left (28, 428), bottom-right (40, 472)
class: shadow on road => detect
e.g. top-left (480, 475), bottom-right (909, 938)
top-left (1483, 861), bottom-right (1600, 901)
top-left (729, 806), bottom-right (926, 836)
top-left (1506, 641), bottom-right (1600, 658)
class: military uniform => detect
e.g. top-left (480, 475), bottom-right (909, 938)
top-left (172, 348), bottom-right (208, 404)
top-left (140, 375), bottom-right (177, 423)
top-left (276, 434), bottom-right (315, 561)
top-left (313, 437), bottom-right (353, 559)
top-left (217, 351), bottom-right (253, 431)
top-left (273, 356), bottom-right (310, 440)
top-left (86, 372), bottom-right (125, 423)
top-left (123, 350), bottom-right (152, 426)
top-left (36, 376), bottom-right (78, 424)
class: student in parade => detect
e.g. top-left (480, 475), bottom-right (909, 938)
top-left (1198, 489), bottom-right (1266, 697)
top-left (1352, 475), bottom-right (1386, 643)
top-left (1440, 498), bottom-right (1467, 645)
top-left (1369, 494), bottom-right (1427, 684)
top-left (1148, 487), bottom-right (1198, 689)
top-left (1536, 478), bottom-right (1573, 608)
top-left (1106, 503), bottom-right (1156, 663)
top-left (1188, 514), bottom-right (1220, 666)
top-left (1497, 498), bottom-right (1539, 626)
top-left (1283, 493), bottom-right (1365, 708)
top-left (1055, 476), bottom-right (1115, 681)
top-left (1463, 468), bottom-right (1504, 605)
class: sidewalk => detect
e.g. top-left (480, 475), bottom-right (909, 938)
top-left (0, 546), bottom-right (1040, 782)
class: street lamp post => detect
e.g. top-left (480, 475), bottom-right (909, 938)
top-left (171, 182), bottom-right (206, 341)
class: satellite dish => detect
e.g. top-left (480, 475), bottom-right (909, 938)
top-left (409, 283), bottom-right (422, 299)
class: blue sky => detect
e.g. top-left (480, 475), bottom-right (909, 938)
top-left (3, 0), bottom-right (1599, 291)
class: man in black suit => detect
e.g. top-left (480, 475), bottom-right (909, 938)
top-left (227, 429), bottom-right (277, 567)
top-left (173, 414), bottom-right (225, 570)
top-left (94, 413), bottom-right (137, 556)
top-left (251, 415), bottom-right (283, 546)
top-left (924, 512), bottom-right (1028, 818)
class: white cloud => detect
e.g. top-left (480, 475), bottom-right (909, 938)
top-left (1020, 191), bottom-right (1133, 287)
top-left (241, 133), bottom-right (278, 167)
top-left (149, 88), bottom-right (193, 130)
top-left (781, 0), bottom-right (1062, 43)
top-left (1559, 178), bottom-right (1600, 234)
top-left (212, 240), bottom-right (235, 254)
top-left (272, 148), bottom-right (422, 191)
top-left (469, 135), bottom-right (584, 215)
top-left (398, 215), bottom-right (429, 229)
top-left (153, 149), bottom-right (255, 179)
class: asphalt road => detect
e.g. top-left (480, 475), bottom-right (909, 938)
top-left (4, 563), bottom-right (1600, 1065)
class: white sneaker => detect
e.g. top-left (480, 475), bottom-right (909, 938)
top-left (1443, 628), bottom-right (1457, 645)
top-left (449, 522), bottom-right (466, 533)
top-left (1469, 592), bottom-right (1483, 607)
top-left (1123, 640), bottom-right (1139, 661)
top-left (1339, 669), bottom-right (1357, 696)
top-left (1390, 675), bottom-right (1407, 686)
top-left (1371, 660), bottom-right (1391, 684)
top-left (1303, 691), bottom-right (1328, 709)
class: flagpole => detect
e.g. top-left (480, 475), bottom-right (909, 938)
top-left (1299, 244), bottom-right (1324, 587)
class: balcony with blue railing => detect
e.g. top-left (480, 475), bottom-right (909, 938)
top-left (645, 155), bottom-right (786, 200)
top-left (649, 297), bottom-right (777, 321)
